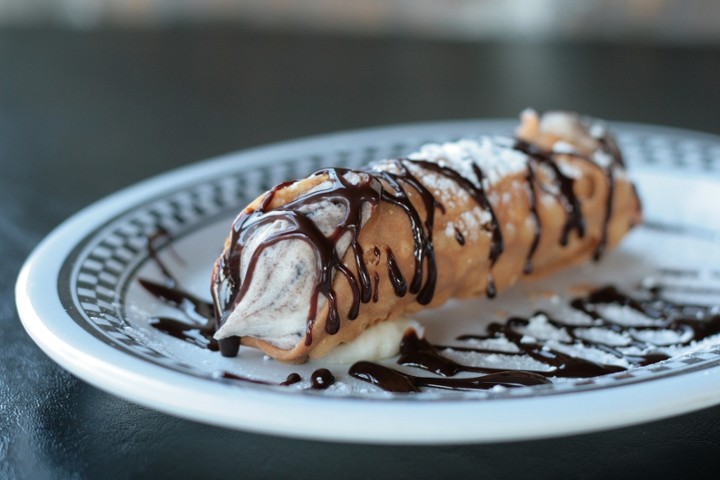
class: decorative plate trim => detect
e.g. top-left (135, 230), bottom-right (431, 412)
top-left (56, 120), bottom-right (720, 399)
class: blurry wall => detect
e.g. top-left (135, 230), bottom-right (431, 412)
top-left (0, 0), bottom-right (718, 45)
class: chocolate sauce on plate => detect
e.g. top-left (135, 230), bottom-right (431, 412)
top-left (139, 278), bottom-right (220, 350)
top-left (350, 283), bottom-right (720, 393)
top-left (218, 371), bottom-right (302, 387)
top-left (148, 316), bottom-right (218, 351)
top-left (140, 242), bottom-right (720, 393)
top-left (310, 368), bottom-right (336, 390)
top-left (349, 361), bottom-right (549, 393)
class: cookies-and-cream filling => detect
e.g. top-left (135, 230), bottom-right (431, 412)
top-left (213, 174), bottom-right (374, 349)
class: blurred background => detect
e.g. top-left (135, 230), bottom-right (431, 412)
top-left (1, 0), bottom-right (718, 230)
top-left (0, 0), bottom-right (718, 218)
top-left (1, 0), bottom-right (719, 45)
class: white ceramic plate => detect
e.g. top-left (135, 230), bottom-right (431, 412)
top-left (16, 120), bottom-right (720, 444)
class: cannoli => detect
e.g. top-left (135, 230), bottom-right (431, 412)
top-left (210, 110), bottom-right (642, 362)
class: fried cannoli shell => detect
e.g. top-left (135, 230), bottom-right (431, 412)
top-left (213, 114), bottom-right (641, 363)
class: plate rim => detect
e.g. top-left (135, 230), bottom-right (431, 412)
top-left (15, 118), bottom-right (720, 444)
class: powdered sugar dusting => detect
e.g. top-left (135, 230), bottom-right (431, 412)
top-left (407, 136), bottom-right (528, 186)
top-left (444, 221), bottom-right (456, 239)
top-left (457, 208), bottom-right (491, 242)
top-left (557, 161), bottom-right (582, 179)
top-left (370, 136), bottom-right (528, 242)
top-left (441, 348), bottom-right (553, 372)
top-left (515, 313), bottom-right (573, 343)
top-left (404, 161), bottom-right (472, 209)
top-left (593, 149), bottom-right (614, 168)
top-left (589, 121), bottom-right (608, 139)
top-left (552, 140), bottom-right (576, 155)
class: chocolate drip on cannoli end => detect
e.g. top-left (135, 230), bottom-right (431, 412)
top-left (215, 168), bottom-right (383, 348)
top-left (219, 336), bottom-right (240, 357)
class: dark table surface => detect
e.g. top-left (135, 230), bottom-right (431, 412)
top-left (1, 27), bottom-right (719, 479)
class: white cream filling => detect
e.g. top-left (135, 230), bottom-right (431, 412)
top-left (318, 319), bottom-right (424, 364)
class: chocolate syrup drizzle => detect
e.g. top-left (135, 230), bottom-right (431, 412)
top-left (139, 268), bottom-right (339, 390)
top-left (310, 368), bottom-right (336, 390)
top-left (146, 227), bottom-right (182, 288)
top-left (374, 160), bottom-right (440, 306)
top-left (349, 361), bottom-right (549, 393)
top-left (139, 241), bottom-right (720, 393)
top-left (217, 370), bottom-right (334, 390)
top-left (212, 170), bottom-right (383, 348)
top-left (349, 283), bottom-right (720, 393)
top-left (515, 124), bottom-right (625, 270)
top-left (139, 279), bottom-right (219, 351)
top-left (514, 140), bottom-right (587, 248)
top-left (523, 162), bottom-right (541, 274)
top-left (212, 126), bottom-right (625, 356)
top-left (218, 371), bottom-right (302, 387)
